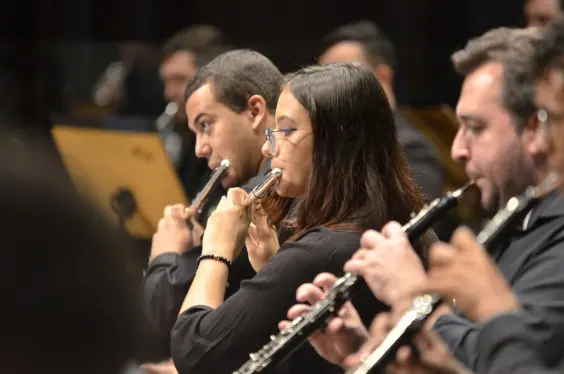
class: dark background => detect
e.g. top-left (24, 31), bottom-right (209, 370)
top-left (0, 0), bottom-right (526, 129)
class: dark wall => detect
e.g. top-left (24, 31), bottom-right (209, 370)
top-left (1, 0), bottom-right (527, 128)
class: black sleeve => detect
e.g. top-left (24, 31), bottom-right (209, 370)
top-left (477, 313), bottom-right (556, 374)
top-left (434, 239), bottom-right (564, 370)
top-left (142, 250), bottom-right (201, 335)
top-left (142, 247), bottom-right (255, 336)
top-left (170, 230), bottom-right (363, 374)
top-left (140, 173), bottom-right (268, 336)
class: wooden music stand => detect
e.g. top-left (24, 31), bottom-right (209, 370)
top-left (51, 125), bottom-right (188, 239)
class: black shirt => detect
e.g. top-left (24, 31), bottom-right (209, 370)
top-left (142, 160), bottom-right (271, 336)
top-left (395, 112), bottom-right (444, 201)
top-left (434, 193), bottom-right (564, 371)
top-left (476, 312), bottom-right (562, 374)
top-left (170, 227), bottom-right (386, 374)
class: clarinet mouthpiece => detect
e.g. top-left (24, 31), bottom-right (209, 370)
top-left (451, 180), bottom-right (476, 198)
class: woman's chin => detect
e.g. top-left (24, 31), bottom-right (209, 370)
top-left (275, 183), bottom-right (298, 198)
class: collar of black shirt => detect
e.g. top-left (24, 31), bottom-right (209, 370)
top-left (518, 191), bottom-right (564, 232)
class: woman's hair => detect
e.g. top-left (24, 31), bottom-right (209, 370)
top-left (0, 128), bottom-right (138, 374)
top-left (261, 63), bottom-right (425, 241)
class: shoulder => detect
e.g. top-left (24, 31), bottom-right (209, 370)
top-left (258, 227), bottom-right (361, 282)
top-left (279, 227), bottom-right (361, 263)
top-left (528, 194), bottom-right (564, 248)
top-left (292, 227), bottom-right (361, 246)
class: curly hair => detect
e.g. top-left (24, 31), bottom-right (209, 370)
top-left (451, 27), bottom-right (542, 131)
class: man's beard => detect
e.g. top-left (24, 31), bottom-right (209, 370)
top-left (483, 188), bottom-right (502, 218)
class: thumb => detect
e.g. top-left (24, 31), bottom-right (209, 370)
top-left (381, 221), bottom-right (404, 239)
top-left (228, 187), bottom-right (249, 207)
top-left (216, 195), bottom-right (228, 210)
top-left (247, 223), bottom-right (259, 246)
top-left (450, 226), bottom-right (480, 254)
top-left (253, 208), bottom-right (270, 232)
top-left (184, 205), bottom-right (198, 220)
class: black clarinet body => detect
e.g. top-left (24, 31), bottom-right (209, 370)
top-left (232, 181), bottom-right (475, 374)
top-left (348, 174), bottom-right (561, 374)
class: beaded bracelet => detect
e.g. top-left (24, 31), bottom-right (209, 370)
top-left (197, 254), bottom-right (232, 271)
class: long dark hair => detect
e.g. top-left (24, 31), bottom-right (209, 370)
top-left (261, 63), bottom-right (425, 241)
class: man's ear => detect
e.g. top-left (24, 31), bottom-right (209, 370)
top-left (522, 112), bottom-right (549, 156)
top-left (247, 95), bottom-right (269, 132)
top-left (374, 64), bottom-right (394, 87)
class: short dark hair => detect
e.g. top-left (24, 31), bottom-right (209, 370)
top-left (533, 16), bottom-right (564, 76)
top-left (560, 0), bottom-right (564, 11)
top-left (319, 21), bottom-right (397, 69)
top-left (184, 49), bottom-right (283, 114)
top-left (162, 24), bottom-right (230, 68)
top-left (451, 27), bottom-right (542, 130)
top-left (262, 63), bottom-right (424, 241)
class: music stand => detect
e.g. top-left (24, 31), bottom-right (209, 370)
top-left (51, 125), bottom-right (188, 238)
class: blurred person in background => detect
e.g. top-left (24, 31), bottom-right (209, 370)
top-left (318, 21), bottom-right (444, 203)
top-left (0, 127), bottom-right (138, 374)
top-left (158, 25), bottom-right (232, 207)
top-left (160, 24), bottom-right (229, 126)
top-left (525, 0), bottom-right (564, 27)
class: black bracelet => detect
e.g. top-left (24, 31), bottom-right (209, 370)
top-left (197, 254), bottom-right (232, 271)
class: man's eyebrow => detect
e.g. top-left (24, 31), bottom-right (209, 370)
top-left (192, 113), bottom-right (208, 126)
top-left (458, 115), bottom-right (486, 123)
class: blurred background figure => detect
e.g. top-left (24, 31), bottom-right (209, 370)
top-left (318, 21), bottom-right (444, 202)
top-left (525, 0), bottom-right (564, 27)
top-left (157, 25), bottom-right (232, 200)
top-left (0, 128), bottom-right (138, 374)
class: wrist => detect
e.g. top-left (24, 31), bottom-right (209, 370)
top-left (473, 293), bottom-right (520, 322)
top-left (204, 244), bottom-right (236, 262)
top-left (197, 254), bottom-right (232, 271)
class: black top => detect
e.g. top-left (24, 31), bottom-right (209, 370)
top-left (434, 193), bottom-right (564, 371)
top-left (142, 159), bottom-right (271, 336)
top-left (395, 112), bottom-right (443, 201)
top-left (476, 312), bottom-right (562, 374)
top-left (170, 227), bottom-right (386, 374)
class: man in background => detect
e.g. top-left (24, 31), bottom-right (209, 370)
top-left (159, 25), bottom-right (232, 203)
top-left (525, 0), bottom-right (564, 27)
top-left (318, 21), bottom-right (444, 202)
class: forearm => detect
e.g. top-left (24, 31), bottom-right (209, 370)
top-left (477, 313), bottom-right (549, 374)
top-left (179, 260), bottom-right (229, 314)
top-left (433, 313), bottom-right (481, 370)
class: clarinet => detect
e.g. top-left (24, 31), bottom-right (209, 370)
top-left (347, 173), bottom-right (561, 374)
top-left (186, 159), bottom-right (231, 219)
top-left (232, 181), bottom-right (475, 374)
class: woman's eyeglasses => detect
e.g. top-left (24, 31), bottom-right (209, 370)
top-left (265, 128), bottom-right (298, 154)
